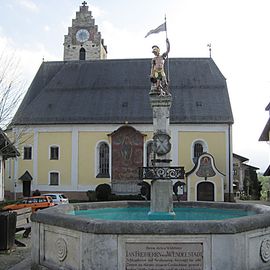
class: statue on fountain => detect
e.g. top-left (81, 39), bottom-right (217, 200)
top-left (150, 38), bottom-right (171, 96)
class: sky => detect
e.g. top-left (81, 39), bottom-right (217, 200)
top-left (0, 0), bottom-right (269, 173)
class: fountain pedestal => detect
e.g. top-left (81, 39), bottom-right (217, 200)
top-left (149, 179), bottom-right (175, 219)
top-left (148, 94), bottom-right (175, 219)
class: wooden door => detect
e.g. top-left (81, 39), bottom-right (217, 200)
top-left (197, 182), bottom-right (214, 201)
top-left (23, 181), bottom-right (31, 197)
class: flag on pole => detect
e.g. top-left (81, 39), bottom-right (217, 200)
top-left (145, 22), bottom-right (166, 38)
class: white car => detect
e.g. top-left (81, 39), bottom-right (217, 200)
top-left (43, 193), bottom-right (69, 205)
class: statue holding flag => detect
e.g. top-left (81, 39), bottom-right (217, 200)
top-left (150, 39), bottom-right (170, 96)
top-left (145, 20), bottom-right (171, 96)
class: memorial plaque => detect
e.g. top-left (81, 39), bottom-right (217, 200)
top-left (125, 242), bottom-right (203, 270)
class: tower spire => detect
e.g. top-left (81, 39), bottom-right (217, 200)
top-left (63, 3), bottom-right (107, 61)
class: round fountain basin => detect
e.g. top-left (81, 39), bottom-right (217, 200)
top-left (31, 201), bottom-right (270, 270)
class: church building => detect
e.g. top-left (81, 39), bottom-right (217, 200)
top-left (4, 3), bottom-right (234, 202)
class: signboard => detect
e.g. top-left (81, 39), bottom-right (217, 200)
top-left (125, 242), bottom-right (203, 270)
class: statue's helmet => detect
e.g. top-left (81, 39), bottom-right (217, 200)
top-left (152, 45), bottom-right (160, 54)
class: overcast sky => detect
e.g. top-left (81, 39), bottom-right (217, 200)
top-left (0, 0), bottom-right (269, 172)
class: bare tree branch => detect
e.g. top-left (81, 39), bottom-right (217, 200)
top-left (0, 50), bottom-right (28, 157)
top-left (0, 50), bottom-right (26, 129)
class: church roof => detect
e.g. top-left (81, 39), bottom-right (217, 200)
top-left (12, 58), bottom-right (233, 125)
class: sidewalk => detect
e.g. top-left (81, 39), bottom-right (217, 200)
top-left (8, 257), bottom-right (31, 270)
top-left (0, 235), bottom-right (31, 270)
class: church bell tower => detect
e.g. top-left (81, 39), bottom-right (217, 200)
top-left (63, 1), bottom-right (107, 61)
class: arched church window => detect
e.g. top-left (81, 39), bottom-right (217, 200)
top-left (194, 143), bottom-right (203, 160)
top-left (192, 140), bottom-right (207, 164)
top-left (79, 47), bottom-right (86, 60)
top-left (97, 142), bottom-right (110, 178)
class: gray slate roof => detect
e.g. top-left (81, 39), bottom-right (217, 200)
top-left (12, 58), bottom-right (233, 125)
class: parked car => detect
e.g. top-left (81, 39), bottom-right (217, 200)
top-left (3, 196), bottom-right (55, 212)
top-left (42, 193), bottom-right (69, 205)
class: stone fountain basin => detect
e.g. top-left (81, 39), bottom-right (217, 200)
top-left (31, 201), bottom-right (270, 270)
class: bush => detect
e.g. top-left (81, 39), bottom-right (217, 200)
top-left (108, 194), bottom-right (144, 201)
top-left (95, 184), bottom-right (112, 201)
top-left (86, 190), bottom-right (97, 202)
top-left (87, 185), bottom-right (147, 202)
top-left (32, 189), bottom-right (41, 196)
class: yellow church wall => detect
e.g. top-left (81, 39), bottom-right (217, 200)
top-left (18, 132), bottom-right (34, 179)
top-left (4, 159), bottom-right (14, 191)
top-left (144, 132), bottom-right (153, 141)
top-left (37, 132), bottom-right (72, 185)
top-left (179, 131), bottom-right (227, 173)
top-left (78, 131), bottom-right (110, 186)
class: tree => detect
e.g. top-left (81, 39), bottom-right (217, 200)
top-left (243, 167), bottom-right (262, 200)
top-left (258, 173), bottom-right (270, 200)
top-left (0, 51), bottom-right (26, 201)
top-left (0, 51), bottom-right (25, 129)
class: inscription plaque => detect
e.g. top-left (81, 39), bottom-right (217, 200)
top-left (125, 242), bottom-right (203, 270)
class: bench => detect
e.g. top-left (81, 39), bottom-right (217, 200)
top-left (13, 207), bottom-right (32, 246)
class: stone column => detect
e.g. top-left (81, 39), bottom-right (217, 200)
top-left (148, 95), bottom-right (175, 220)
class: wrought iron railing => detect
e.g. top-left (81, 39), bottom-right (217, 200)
top-left (139, 166), bottom-right (185, 180)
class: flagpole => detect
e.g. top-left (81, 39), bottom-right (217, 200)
top-left (165, 14), bottom-right (168, 39)
top-left (165, 15), bottom-right (170, 85)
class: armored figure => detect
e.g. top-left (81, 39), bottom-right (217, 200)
top-left (150, 38), bottom-right (170, 96)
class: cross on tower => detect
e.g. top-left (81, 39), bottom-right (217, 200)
top-left (82, 1), bottom-right (87, 6)
top-left (207, 43), bottom-right (212, 58)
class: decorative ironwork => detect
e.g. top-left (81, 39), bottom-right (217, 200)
top-left (139, 166), bottom-right (185, 180)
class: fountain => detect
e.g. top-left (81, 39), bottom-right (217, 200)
top-left (31, 201), bottom-right (270, 270)
top-left (31, 49), bottom-right (270, 270)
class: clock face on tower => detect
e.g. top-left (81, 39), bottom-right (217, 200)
top-left (76, 29), bottom-right (90, 43)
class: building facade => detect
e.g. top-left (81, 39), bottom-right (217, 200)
top-left (0, 129), bottom-right (19, 201)
top-left (233, 153), bottom-right (261, 199)
top-left (4, 3), bottom-right (234, 202)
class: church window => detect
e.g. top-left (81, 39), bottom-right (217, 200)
top-left (49, 171), bottom-right (59, 185)
top-left (194, 143), bottom-right (203, 160)
top-left (96, 142), bottom-right (110, 178)
top-left (192, 140), bottom-right (207, 164)
top-left (23, 146), bottom-right (32, 160)
top-left (79, 47), bottom-right (86, 60)
top-left (50, 146), bottom-right (59, 160)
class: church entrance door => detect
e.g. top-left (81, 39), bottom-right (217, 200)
top-left (197, 182), bottom-right (214, 201)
